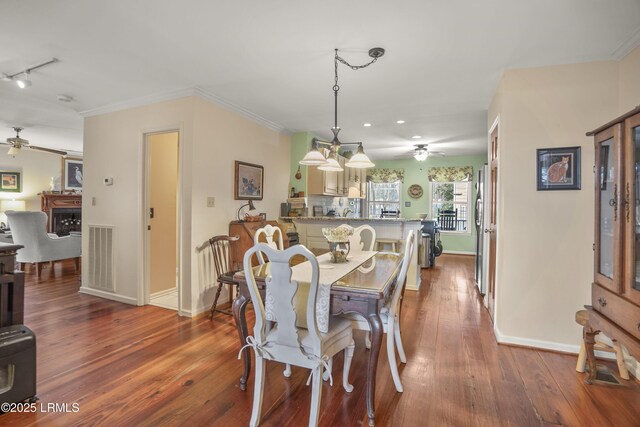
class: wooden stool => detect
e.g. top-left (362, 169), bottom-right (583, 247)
top-left (376, 239), bottom-right (400, 252)
top-left (575, 309), bottom-right (629, 380)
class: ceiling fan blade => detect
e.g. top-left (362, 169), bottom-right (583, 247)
top-left (429, 152), bottom-right (446, 157)
top-left (27, 145), bottom-right (68, 155)
top-left (0, 142), bottom-right (13, 147)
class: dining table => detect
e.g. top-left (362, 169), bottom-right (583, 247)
top-left (232, 250), bottom-right (403, 426)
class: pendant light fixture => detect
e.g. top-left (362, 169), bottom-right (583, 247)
top-left (299, 48), bottom-right (383, 170)
top-left (414, 144), bottom-right (428, 161)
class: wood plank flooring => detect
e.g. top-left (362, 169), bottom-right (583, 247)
top-left (2, 255), bottom-right (640, 426)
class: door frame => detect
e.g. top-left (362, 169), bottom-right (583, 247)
top-left (487, 115), bottom-right (500, 323)
top-left (140, 127), bottom-right (184, 316)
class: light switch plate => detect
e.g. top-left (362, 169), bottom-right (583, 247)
top-left (207, 197), bottom-right (215, 207)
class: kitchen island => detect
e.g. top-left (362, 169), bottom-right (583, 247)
top-left (283, 217), bottom-right (422, 290)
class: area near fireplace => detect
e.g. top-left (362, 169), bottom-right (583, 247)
top-left (40, 193), bottom-right (82, 236)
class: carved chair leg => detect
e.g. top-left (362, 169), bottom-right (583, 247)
top-left (36, 262), bottom-right (43, 278)
top-left (209, 282), bottom-right (224, 319)
top-left (583, 323), bottom-right (598, 384)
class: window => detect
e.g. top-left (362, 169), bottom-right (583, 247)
top-left (367, 181), bottom-right (401, 217)
top-left (431, 181), bottom-right (471, 233)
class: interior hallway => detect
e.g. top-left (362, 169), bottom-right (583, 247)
top-left (3, 255), bottom-right (640, 426)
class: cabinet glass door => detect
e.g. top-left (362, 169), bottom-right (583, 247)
top-left (633, 125), bottom-right (640, 291)
top-left (598, 137), bottom-right (615, 280)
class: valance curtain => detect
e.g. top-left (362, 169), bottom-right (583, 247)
top-left (366, 168), bottom-right (405, 183)
top-left (427, 166), bottom-right (473, 182)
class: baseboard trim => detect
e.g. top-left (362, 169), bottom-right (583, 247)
top-left (79, 286), bottom-right (138, 305)
top-left (442, 250), bottom-right (475, 256)
top-left (150, 287), bottom-right (177, 299)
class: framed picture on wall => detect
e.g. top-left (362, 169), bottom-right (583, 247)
top-left (63, 157), bottom-right (83, 191)
top-left (0, 171), bottom-right (21, 192)
top-left (536, 146), bottom-right (581, 191)
top-left (234, 161), bottom-right (263, 200)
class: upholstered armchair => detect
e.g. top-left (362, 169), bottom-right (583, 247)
top-left (6, 211), bottom-right (81, 277)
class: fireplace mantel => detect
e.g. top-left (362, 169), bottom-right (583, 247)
top-left (40, 192), bottom-right (82, 234)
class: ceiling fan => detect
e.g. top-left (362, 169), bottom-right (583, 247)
top-left (2, 127), bottom-right (67, 156)
top-left (412, 144), bottom-right (444, 161)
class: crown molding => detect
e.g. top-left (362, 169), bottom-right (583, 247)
top-left (612, 26), bottom-right (640, 60)
top-left (78, 87), bottom-right (196, 118)
top-left (79, 86), bottom-right (291, 134)
top-left (192, 87), bottom-right (290, 134)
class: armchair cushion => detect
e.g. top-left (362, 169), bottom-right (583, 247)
top-left (6, 211), bottom-right (81, 264)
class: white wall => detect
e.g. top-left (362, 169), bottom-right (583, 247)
top-left (82, 95), bottom-right (291, 315)
top-left (488, 60), bottom-right (620, 351)
top-left (0, 149), bottom-right (67, 215)
top-left (619, 45), bottom-right (640, 113)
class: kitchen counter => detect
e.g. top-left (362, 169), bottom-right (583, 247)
top-left (280, 216), bottom-right (421, 222)
top-left (289, 217), bottom-right (422, 290)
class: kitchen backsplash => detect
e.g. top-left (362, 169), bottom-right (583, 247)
top-left (307, 195), bottom-right (361, 217)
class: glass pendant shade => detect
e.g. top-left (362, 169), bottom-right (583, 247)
top-left (318, 156), bottom-right (343, 171)
top-left (300, 149), bottom-right (328, 166)
top-left (414, 151), bottom-right (428, 161)
top-left (345, 144), bottom-right (375, 168)
top-left (7, 147), bottom-right (19, 156)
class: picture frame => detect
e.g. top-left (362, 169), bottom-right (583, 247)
top-left (536, 146), bottom-right (581, 191)
top-left (234, 161), bottom-right (263, 200)
top-left (63, 157), bottom-right (83, 191)
top-left (0, 171), bottom-right (21, 193)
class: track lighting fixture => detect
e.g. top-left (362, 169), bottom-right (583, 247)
top-left (1, 58), bottom-right (58, 89)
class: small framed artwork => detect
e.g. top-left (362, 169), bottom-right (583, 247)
top-left (536, 146), bottom-right (581, 191)
top-left (0, 171), bottom-right (21, 192)
top-left (234, 161), bottom-right (263, 200)
top-left (63, 157), bottom-right (83, 191)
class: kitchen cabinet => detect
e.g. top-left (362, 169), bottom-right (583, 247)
top-left (583, 106), bottom-right (640, 383)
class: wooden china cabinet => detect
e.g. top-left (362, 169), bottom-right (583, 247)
top-left (584, 105), bottom-right (640, 383)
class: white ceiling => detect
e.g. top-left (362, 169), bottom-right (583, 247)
top-left (0, 0), bottom-right (639, 158)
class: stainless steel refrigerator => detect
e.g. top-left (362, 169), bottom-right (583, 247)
top-left (474, 165), bottom-right (489, 295)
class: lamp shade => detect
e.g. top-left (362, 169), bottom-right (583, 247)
top-left (7, 146), bottom-right (19, 156)
top-left (299, 149), bottom-right (328, 166)
top-left (318, 156), bottom-right (343, 172)
top-left (414, 151), bottom-right (428, 161)
top-left (345, 145), bottom-right (375, 168)
top-left (1, 199), bottom-right (25, 212)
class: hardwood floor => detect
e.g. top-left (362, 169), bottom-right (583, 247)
top-left (2, 255), bottom-right (640, 426)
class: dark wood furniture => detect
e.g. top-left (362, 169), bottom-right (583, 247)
top-left (0, 243), bottom-right (25, 327)
top-left (584, 106), bottom-right (640, 383)
top-left (233, 252), bottom-right (403, 426)
top-left (228, 220), bottom-right (288, 268)
top-left (208, 235), bottom-right (240, 318)
top-left (40, 192), bottom-right (82, 234)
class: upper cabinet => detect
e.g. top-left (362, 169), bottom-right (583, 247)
top-left (587, 106), bottom-right (640, 367)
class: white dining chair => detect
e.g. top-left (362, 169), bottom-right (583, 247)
top-left (344, 230), bottom-right (415, 392)
top-left (341, 224), bottom-right (376, 253)
top-left (254, 224), bottom-right (284, 264)
top-left (242, 243), bottom-right (355, 427)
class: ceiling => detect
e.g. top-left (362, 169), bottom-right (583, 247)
top-left (0, 0), bottom-right (639, 159)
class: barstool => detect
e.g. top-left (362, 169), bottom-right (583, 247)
top-left (376, 238), bottom-right (400, 252)
top-left (575, 309), bottom-right (629, 380)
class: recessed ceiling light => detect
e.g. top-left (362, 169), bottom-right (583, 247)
top-left (363, 123), bottom-right (372, 127)
top-left (396, 120), bottom-right (405, 124)
top-left (412, 135), bottom-right (422, 139)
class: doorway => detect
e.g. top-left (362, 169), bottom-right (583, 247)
top-left (487, 120), bottom-right (499, 319)
top-left (144, 131), bottom-right (179, 311)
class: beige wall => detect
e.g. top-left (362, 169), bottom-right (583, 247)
top-left (488, 60), bottom-right (620, 350)
top-left (190, 97), bottom-right (290, 313)
top-left (619, 45), bottom-right (640, 113)
top-left (82, 95), bottom-right (291, 314)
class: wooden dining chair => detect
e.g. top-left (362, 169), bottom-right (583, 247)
top-left (242, 243), bottom-right (355, 427)
top-left (343, 230), bottom-right (415, 392)
top-left (342, 224), bottom-right (376, 253)
top-left (253, 224), bottom-right (284, 264)
top-left (209, 235), bottom-right (240, 318)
